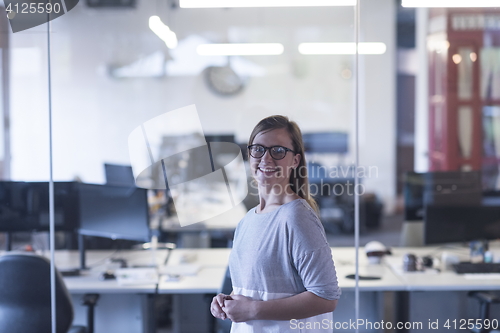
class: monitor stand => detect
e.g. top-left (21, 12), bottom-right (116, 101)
top-left (5, 232), bottom-right (12, 251)
top-left (78, 233), bottom-right (88, 270)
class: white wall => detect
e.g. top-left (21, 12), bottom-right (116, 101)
top-left (359, 0), bottom-right (397, 213)
top-left (9, 0), bottom-right (396, 211)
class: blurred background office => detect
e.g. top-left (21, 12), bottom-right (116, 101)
top-left (1, 0), bottom-right (397, 247)
top-left (3, 0), bottom-right (500, 255)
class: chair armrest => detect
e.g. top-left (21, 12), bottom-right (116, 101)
top-left (68, 326), bottom-right (87, 333)
top-left (469, 291), bottom-right (500, 304)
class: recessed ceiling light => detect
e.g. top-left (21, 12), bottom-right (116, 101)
top-left (197, 43), bottom-right (284, 56)
top-left (298, 43), bottom-right (387, 55)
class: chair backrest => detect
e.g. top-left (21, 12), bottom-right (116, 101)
top-left (0, 253), bottom-right (74, 333)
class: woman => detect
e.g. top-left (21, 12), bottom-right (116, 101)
top-left (211, 115), bottom-right (341, 332)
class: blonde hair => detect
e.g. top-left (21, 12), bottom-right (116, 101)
top-left (248, 115), bottom-right (319, 214)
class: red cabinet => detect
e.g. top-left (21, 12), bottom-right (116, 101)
top-left (427, 9), bottom-right (500, 189)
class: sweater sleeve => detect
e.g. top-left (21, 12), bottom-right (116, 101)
top-left (286, 200), bottom-right (341, 300)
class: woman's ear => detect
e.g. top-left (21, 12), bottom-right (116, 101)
top-left (293, 154), bottom-right (301, 169)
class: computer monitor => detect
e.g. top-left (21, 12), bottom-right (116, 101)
top-left (104, 163), bottom-right (136, 187)
top-left (424, 205), bottom-right (500, 244)
top-left (0, 181), bottom-right (78, 232)
top-left (403, 172), bottom-right (425, 221)
top-left (403, 171), bottom-right (482, 221)
top-left (422, 171), bottom-right (482, 206)
top-left (204, 134), bottom-right (235, 143)
top-left (77, 183), bottom-right (150, 242)
top-left (302, 132), bottom-right (348, 154)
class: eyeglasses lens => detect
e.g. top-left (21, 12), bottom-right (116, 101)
top-left (270, 147), bottom-right (286, 159)
top-left (250, 146), bottom-right (265, 158)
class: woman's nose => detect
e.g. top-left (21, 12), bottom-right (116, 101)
top-left (261, 149), bottom-right (274, 162)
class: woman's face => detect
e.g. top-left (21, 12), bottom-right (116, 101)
top-left (249, 128), bottom-right (301, 190)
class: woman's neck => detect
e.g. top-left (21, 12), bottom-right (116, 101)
top-left (256, 184), bottom-right (300, 213)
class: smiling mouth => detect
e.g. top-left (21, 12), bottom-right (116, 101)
top-left (258, 167), bottom-right (278, 174)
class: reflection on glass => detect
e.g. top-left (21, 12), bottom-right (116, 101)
top-left (457, 47), bottom-right (473, 100)
top-left (458, 106), bottom-right (473, 168)
top-left (5, 18), bottom-right (51, 252)
top-left (481, 47), bottom-right (500, 100)
top-left (482, 106), bottom-right (500, 190)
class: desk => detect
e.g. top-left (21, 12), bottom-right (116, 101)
top-left (49, 249), bottom-right (230, 333)
top-left (53, 250), bottom-right (167, 333)
top-left (55, 250), bottom-right (162, 293)
top-left (157, 248), bottom-right (231, 332)
top-left (387, 247), bottom-right (500, 291)
top-left (332, 247), bottom-right (406, 291)
top-left (155, 247), bottom-right (405, 333)
top-left (158, 248), bottom-right (230, 294)
top-left (384, 246), bottom-right (500, 333)
top-left (33, 246), bottom-right (500, 333)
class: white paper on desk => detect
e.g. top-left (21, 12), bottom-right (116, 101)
top-left (389, 262), bottom-right (439, 276)
top-left (115, 268), bottom-right (159, 285)
top-left (160, 264), bottom-right (200, 276)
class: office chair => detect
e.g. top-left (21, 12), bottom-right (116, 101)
top-left (0, 253), bottom-right (96, 333)
top-left (469, 291), bottom-right (500, 333)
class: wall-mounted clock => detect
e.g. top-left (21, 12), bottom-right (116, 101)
top-left (204, 65), bottom-right (245, 96)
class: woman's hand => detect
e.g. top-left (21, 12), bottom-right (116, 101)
top-left (222, 295), bottom-right (258, 323)
top-left (210, 293), bottom-right (229, 320)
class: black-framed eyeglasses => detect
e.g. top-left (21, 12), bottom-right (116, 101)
top-left (247, 144), bottom-right (296, 160)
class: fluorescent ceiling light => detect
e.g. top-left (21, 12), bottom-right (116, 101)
top-left (149, 16), bottom-right (178, 49)
top-left (402, 0), bottom-right (500, 7)
top-left (180, 0), bottom-right (355, 8)
top-left (299, 43), bottom-right (387, 55)
top-left (197, 43), bottom-right (284, 56)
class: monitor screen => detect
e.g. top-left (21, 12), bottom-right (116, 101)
top-left (204, 134), bottom-right (235, 143)
top-left (0, 182), bottom-right (78, 232)
top-left (403, 172), bottom-right (425, 221)
top-left (424, 205), bottom-right (500, 244)
top-left (403, 171), bottom-right (482, 221)
top-left (104, 163), bottom-right (136, 187)
top-left (422, 171), bottom-right (482, 206)
top-left (302, 132), bottom-right (348, 154)
top-left (77, 183), bottom-right (150, 242)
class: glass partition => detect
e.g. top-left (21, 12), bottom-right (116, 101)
top-left (0, 7), bottom-right (56, 333)
top-left (0, 0), bottom-right (430, 331)
top-left (2, 6), bottom-right (51, 252)
top-left (397, 3), bottom-right (500, 331)
top-left (49, 1), bottom-right (362, 331)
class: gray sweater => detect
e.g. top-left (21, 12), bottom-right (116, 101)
top-left (229, 199), bottom-right (341, 332)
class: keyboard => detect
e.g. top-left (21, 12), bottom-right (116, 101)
top-left (464, 274), bottom-right (500, 280)
top-left (453, 262), bottom-right (500, 274)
